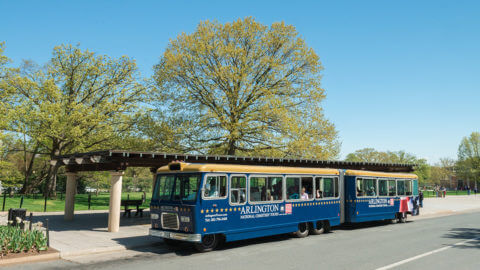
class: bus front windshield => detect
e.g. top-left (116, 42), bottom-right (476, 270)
top-left (153, 174), bottom-right (200, 203)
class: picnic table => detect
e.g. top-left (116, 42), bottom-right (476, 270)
top-left (121, 199), bottom-right (145, 217)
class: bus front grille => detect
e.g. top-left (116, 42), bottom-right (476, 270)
top-left (161, 213), bottom-right (179, 230)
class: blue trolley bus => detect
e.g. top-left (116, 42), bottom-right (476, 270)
top-left (149, 162), bottom-right (419, 252)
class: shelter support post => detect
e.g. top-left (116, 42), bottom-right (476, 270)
top-left (64, 172), bottom-right (77, 221)
top-left (108, 171), bottom-right (124, 232)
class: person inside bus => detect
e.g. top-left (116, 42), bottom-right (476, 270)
top-left (301, 187), bottom-right (309, 200)
top-left (316, 189), bottom-right (323, 198)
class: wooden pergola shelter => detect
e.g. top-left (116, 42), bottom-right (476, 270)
top-left (51, 150), bottom-right (416, 232)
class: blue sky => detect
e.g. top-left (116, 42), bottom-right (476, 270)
top-left (1, 0), bottom-right (479, 163)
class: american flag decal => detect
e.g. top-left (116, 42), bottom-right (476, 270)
top-left (285, 204), bottom-right (292, 214)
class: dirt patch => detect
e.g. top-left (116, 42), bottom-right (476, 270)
top-left (0, 247), bottom-right (58, 260)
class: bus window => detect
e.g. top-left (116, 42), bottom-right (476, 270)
top-left (378, 179), bottom-right (388, 196)
top-left (286, 177), bottom-right (300, 200)
top-left (397, 180), bottom-right (405, 196)
top-left (334, 178), bottom-right (339, 197)
top-left (388, 180), bottom-right (396, 196)
top-left (323, 177), bottom-right (334, 197)
top-left (356, 178), bottom-right (364, 197)
top-left (230, 176), bottom-right (246, 205)
top-left (154, 175), bottom-right (175, 201)
top-left (268, 177), bottom-right (284, 201)
top-left (315, 177), bottom-right (323, 198)
top-left (357, 178), bottom-right (377, 197)
top-left (405, 180), bottom-right (412, 195)
top-left (301, 177), bottom-right (313, 199)
top-left (250, 176), bottom-right (283, 202)
top-left (204, 175), bottom-right (227, 199)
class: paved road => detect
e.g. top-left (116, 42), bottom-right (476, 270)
top-left (8, 212), bottom-right (480, 270)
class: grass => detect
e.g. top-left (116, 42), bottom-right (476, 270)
top-left (0, 192), bottom-right (152, 212)
top-left (422, 190), bottom-right (476, 198)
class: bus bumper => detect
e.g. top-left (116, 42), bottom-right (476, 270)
top-left (149, 229), bottom-right (202, 243)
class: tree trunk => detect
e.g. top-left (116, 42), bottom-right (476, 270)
top-left (21, 144), bottom-right (39, 194)
top-left (227, 140), bottom-right (236, 155)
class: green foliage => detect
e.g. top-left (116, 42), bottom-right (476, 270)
top-left (345, 148), bottom-right (431, 184)
top-left (1, 44), bottom-right (148, 195)
top-left (456, 132), bottom-right (480, 184)
top-left (153, 17), bottom-right (339, 158)
top-left (0, 226), bottom-right (48, 256)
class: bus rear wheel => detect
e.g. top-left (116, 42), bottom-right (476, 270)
top-left (310, 221), bottom-right (325, 235)
top-left (294, 223), bottom-right (310, 238)
top-left (398, 212), bottom-right (407, 223)
top-left (194, 234), bottom-right (218, 252)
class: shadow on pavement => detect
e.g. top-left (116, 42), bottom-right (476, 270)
top-left (334, 220), bottom-right (412, 231)
top-left (30, 211), bottom-right (151, 232)
top-left (443, 228), bottom-right (480, 249)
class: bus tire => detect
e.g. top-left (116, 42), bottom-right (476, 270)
top-left (294, 223), bottom-right (310, 238)
top-left (398, 213), bottom-right (407, 223)
top-left (310, 221), bottom-right (325, 235)
top-left (323, 220), bottom-right (331, 233)
top-left (163, 238), bottom-right (180, 247)
top-left (194, 234), bottom-right (218, 252)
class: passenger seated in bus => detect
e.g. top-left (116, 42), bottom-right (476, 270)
top-left (301, 187), bottom-right (309, 200)
top-left (368, 187), bottom-right (376, 196)
top-left (316, 189), bottom-right (323, 198)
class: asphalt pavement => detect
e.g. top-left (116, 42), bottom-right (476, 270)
top-left (6, 211), bottom-right (480, 270)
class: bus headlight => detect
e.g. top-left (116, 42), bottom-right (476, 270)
top-left (151, 214), bottom-right (159, 219)
top-left (180, 216), bottom-right (190, 223)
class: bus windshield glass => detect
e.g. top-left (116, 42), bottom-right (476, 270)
top-left (153, 174), bottom-right (200, 202)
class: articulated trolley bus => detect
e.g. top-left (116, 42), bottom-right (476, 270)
top-left (149, 163), bottom-right (419, 252)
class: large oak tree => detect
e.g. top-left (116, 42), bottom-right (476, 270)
top-left (152, 17), bottom-right (339, 158)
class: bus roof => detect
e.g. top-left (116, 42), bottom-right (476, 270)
top-left (157, 163), bottom-right (340, 175)
top-left (345, 169), bottom-right (418, 179)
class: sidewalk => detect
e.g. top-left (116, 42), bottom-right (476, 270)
top-left (0, 209), bottom-right (161, 258)
top-left (412, 195), bottom-right (480, 220)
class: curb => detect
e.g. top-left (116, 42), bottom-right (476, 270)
top-left (0, 251), bottom-right (60, 266)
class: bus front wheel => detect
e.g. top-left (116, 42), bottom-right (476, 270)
top-left (194, 234), bottom-right (218, 252)
top-left (294, 223), bottom-right (310, 238)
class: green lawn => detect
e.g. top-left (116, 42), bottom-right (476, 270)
top-left (422, 190), bottom-right (475, 198)
top-left (0, 192), bottom-right (152, 212)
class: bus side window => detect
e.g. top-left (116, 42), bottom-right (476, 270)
top-left (230, 176), bottom-right (246, 204)
top-left (397, 180), bottom-right (405, 196)
top-left (286, 177), bottom-right (300, 200)
top-left (334, 177), bottom-right (339, 197)
top-left (323, 177), bottom-right (334, 197)
top-left (301, 177), bottom-right (313, 199)
top-left (268, 177), bottom-right (284, 201)
top-left (379, 179), bottom-right (388, 196)
top-left (315, 177), bottom-right (323, 198)
top-left (204, 175), bottom-right (227, 199)
top-left (356, 178), bottom-right (364, 197)
top-left (388, 179), bottom-right (396, 196)
top-left (405, 180), bottom-right (412, 195)
top-left (249, 176), bottom-right (266, 202)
